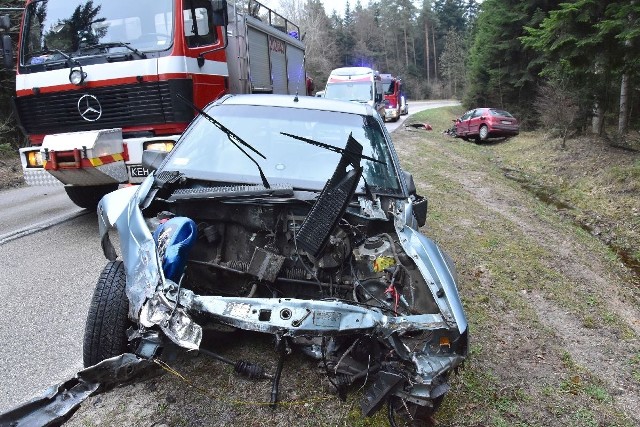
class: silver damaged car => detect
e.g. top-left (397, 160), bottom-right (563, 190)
top-left (89, 94), bottom-right (468, 425)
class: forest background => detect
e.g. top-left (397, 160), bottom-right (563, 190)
top-left (1, 0), bottom-right (639, 147)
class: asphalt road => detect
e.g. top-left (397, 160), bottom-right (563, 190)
top-left (0, 187), bottom-right (104, 413)
top-left (0, 98), bottom-right (460, 414)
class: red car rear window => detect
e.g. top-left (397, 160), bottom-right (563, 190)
top-left (489, 109), bottom-right (513, 118)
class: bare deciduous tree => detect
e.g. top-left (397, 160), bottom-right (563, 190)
top-left (534, 81), bottom-right (580, 149)
top-left (277, 0), bottom-right (339, 90)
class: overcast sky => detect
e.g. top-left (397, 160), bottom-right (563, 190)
top-left (322, 0), bottom-right (364, 15)
top-left (260, 0), bottom-right (373, 18)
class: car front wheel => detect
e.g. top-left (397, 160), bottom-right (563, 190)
top-left (83, 261), bottom-right (131, 367)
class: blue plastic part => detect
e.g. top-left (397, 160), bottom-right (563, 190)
top-left (152, 217), bottom-right (198, 282)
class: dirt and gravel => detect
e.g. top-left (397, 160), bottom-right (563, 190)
top-left (395, 119), bottom-right (639, 426)
top-left (2, 115), bottom-right (639, 426)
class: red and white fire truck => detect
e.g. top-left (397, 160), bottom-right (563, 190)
top-left (379, 73), bottom-right (407, 122)
top-left (2, 0), bottom-right (306, 208)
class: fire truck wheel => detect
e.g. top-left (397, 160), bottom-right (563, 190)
top-left (64, 184), bottom-right (119, 209)
top-left (83, 261), bottom-right (131, 367)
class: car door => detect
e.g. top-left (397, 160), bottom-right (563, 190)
top-left (456, 110), bottom-right (474, 136)
top-left (467, 109), bottom-right (485, 136)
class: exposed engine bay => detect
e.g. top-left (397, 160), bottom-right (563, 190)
top-left (163, 198), bottom-right (438, 313)
top-left (134, 192), bottom-right (467, 420)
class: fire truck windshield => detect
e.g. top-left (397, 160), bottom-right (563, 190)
top-left (324, 82), bottom-right (373, 103)
top-left (22, 0), bottom-right (174, 65)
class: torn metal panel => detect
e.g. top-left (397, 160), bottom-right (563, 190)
top-left (412, 354), bottom-right (466, 384)
top-left (0, 354), bottom-right (149, 427)
top-left (140, 291), bottom-right (202, 350)
top-left (395, 210), bottom-right (468, 333)
top-left (98, 176), bottom-right (162, 319)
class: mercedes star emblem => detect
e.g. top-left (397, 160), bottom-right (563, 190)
top-left (77, 94), bottom-right (102, 122)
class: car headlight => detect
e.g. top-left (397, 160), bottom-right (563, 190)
top-left (69, 69), bottom-right (86, 85)
top-left (144, 141), bottom-right (175, 152)
top-left (27, 150), bottom-right (43, 167)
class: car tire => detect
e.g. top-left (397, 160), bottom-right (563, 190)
top-left (64, 184), bottom-right (119, 210)
top-left (477, 124), bottom-right (489, 142)
top-left (83, 261), bottom-right (131, 367)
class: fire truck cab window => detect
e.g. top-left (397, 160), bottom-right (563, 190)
top-left (183, 0), bottom-right (218, 47)
top-left (21, 0), bottom-right (175, 65)
top-left (384, 81), bottom-right (395, 95)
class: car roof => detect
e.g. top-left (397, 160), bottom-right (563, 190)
top-left (215, 94), bottom-right (376, 117)
top-left (329, 66), bottom-right (376, 76)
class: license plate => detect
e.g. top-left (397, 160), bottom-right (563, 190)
top-left (129, 165), bottom-right (149, 177)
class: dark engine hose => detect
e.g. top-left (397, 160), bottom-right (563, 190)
top-left (270, 340), bottom-right (287, 408)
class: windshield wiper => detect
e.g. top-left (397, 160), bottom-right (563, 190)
top-left (280, 132), bottom-right (385, 165)
top-left (34, 49), bottom-right (76, 68)
top-left (176, 94), bottom-right (271, 189)
top-left (84, 42), bottom-right (146, 59)
top-left (31, 49), bottom-right (79, 70)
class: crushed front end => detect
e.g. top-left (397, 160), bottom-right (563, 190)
top-left (96, 163), bottom-right (468, 423)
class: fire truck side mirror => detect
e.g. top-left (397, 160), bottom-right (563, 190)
top-left (211, 0), bottom-right (228, 26)
top-left (2, 35), bottom-right (13, 69)
top-left (0, 15), bottom-right (10, 31)
top-left (374, 81), bottom-right (383, 103)
top-left (375, 84), bottom-right (383, 103)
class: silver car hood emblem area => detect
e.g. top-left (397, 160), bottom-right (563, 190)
top-left (77, 94), bottom-right (102, 122)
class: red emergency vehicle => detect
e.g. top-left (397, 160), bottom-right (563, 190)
top-left (2, 0), bottom-right (306, 208)
top-left (380, 74), bottom-right (407, 122)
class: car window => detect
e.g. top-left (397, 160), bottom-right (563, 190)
top-left (460, 111), bottom-right (473, 121)
top-left (183, 0), bottom-right (218, 47)
top-left (471, 109), bottom-right (483, 118)
top-left (489, 109), bottom-right (513, 118)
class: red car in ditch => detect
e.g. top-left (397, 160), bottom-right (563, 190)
top-left (455, 108), bottom-right (519, 142)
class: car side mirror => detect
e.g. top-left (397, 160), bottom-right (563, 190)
top-left (1, 34), bottom-right (13, 69)
top-left (456, 118), bottom-right (461, 123)
top-left (403, 170), bottom-right (428, 227)
top-left (480, 116), bottom-right (486, 120)
top-left (0, 15), bottom-right (9, 31)
top-left (142, 150), bottom-right (169, 172)
top-left (211, 0), bottom-right (228, 26)
top-left (403, 170), bottom-right (417, 194)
